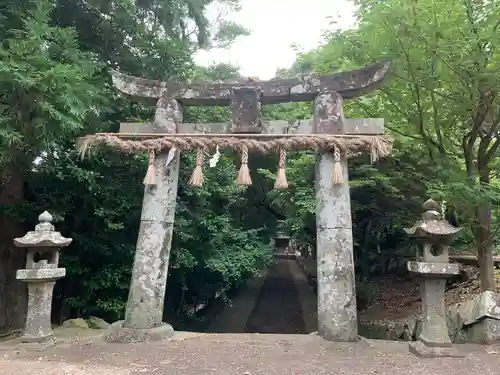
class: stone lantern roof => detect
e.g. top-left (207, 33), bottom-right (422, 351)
top-left (404, 199), bottom-right (462, 243)
top-left (14, 211), bottom-right (72, 249)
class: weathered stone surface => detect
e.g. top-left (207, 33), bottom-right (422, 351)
top-left (119, 118), bottom-right (385, 136)
top-left (447, 291), bottom-right (500, 344)
top-left (460, 291), bottom-right (500, 324)
top-left (110, 60), bottom-right (392, 105)
top-left (313, 91), bottom-right (344, 134)
top-left (108, 99), bottom-right (181, 342)
top-left (21, 282), bottom-right (56, 344)
top-left (360, 292), bottom-right (500, 345)
top-left (409, 340), bottom-right (464, 358)
top-left (14, 211), bottom-right (72, 249)
top-left (104, 320), bottom-right (174, 343)
top-left (86, 316), bottom-right (110, 329)
top-left (153, 96), bottom-right (182, 133)
top-left (62, 318), bottom-right (89, 329)
top-left (316, 228), bottom-right (357, 341)
top-left (417, 279), bottom-right (451, 346)
top-left (230, 86), bottom-right (262, 133)
top-left (123, 220), bottom-right (175, 329)
top-left (16, 268), bottom-right (65, 282)
top-left (315, 153), bottom-right (352, 229)
top-left (404, 199), bottom-right (462, 245)
top-left (315, 151), bottom-right (357, 342)
top-left (404, 220), bottom-right (462, 243)
top-left (14, 212), bottom-right (71, 348)
top-left (406, 200), bottom-right (461, 356)
top-left (465, 318), bottom-right (500, 344)
top-left (407, 261), bottom-right (460, 276)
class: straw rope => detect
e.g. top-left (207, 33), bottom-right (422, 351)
top-left (76, 133), bottom-right (392, 159)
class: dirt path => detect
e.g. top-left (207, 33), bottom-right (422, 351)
top-left (245, 258), bottom-right (306, 334)
top-left (288, 258), bottom-right (318, 333)
top-left (207, 269), bottom-right (268, 333)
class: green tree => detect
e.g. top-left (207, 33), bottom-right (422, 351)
top-left (0, 0), bottom-right (258, 335)
top-left (305, 0), bottom-right (500, 289)
top-left (0, 0), bottom-right (104, 334)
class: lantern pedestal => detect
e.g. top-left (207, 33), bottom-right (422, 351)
top-left (13, 211), bottom-right (72, 350)
top-left (404, 199), bottom-right (464, 358)
top-left (407, 262), bottom-right (462, 358)
top-left (16, 269), bottom-right (66, 346)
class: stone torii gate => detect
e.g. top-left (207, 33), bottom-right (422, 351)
top-left (80, 60), bottom-right (392, 343)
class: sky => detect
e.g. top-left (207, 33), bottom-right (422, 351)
top-left (194, 0), bottom-right (357, 80)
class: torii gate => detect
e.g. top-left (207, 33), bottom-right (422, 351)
top-left (79, 60), bottom-right (392, 343)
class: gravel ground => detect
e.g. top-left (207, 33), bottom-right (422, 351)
top-left (3, 333), bottom-right (500, 375)
top-left (2, 259), bottom-right (500, 374)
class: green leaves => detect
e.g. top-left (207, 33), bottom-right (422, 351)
top-left (0, 0), bottom-right (103, 175)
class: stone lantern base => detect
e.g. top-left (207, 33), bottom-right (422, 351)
top-left (16, 268), bottom-right (66, 350)
top-left (407, 261), bottom-right (464, 358)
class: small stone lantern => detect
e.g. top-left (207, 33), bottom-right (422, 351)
top-left (14, 211), bottom-right (72, 348)
top-left (404, 199), bottom-right (463, 357)
top-left (274, 232), bottom-right (292, 257)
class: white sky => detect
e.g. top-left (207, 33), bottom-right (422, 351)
top-left (195, 0), bottom-right (357, 80)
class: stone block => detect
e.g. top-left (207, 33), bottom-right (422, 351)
top-left (104, 320), bottom-right (174, 343)
top-left (409, 341), bottom-right (464, 358)
top-left (446, 291), bottom-right (500, 344)
top-left (86, 316), bottom-right (110, 329)
top-left (407, 261), bottom-right (460, 277)
top-left (16, 337), bottom-right (56, 352)
top-left (62, 318), bottom-right (89, 329)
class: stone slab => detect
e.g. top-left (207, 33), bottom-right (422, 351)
top-left (407, 261), bottom-right (460, 277)
top-left (461, 291), bottom-right (500, 325)
top-left (15, 337), bottom-right (56, 352)
top-left (16, 268), bottom-right (66, 281)
top-left (119, 118), bottom-right (385, 135)
top-left (465, 317), bottom-right (500, 344)
top-left (104, 320), bottom-right (174, 343)
top-left (409, 340), bottom-right (465, 358)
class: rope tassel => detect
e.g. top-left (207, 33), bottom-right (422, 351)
top-left (188, 149), bottom-right (204, 187)
top-left (236, 145), bottom-right (252, 185)
top-left (143, 149), bottom-right (156, 185)
top-left (274, 148), bottom-right (288, 189)
top-left (332, 148), bottom-right (344, 185)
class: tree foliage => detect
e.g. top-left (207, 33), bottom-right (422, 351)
top-left (0, 0), bottom-right (269, 334)
top-left (263, 0), bottom-right (500, 290)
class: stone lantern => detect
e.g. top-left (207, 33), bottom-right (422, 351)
top-left (14, 211), bottom-right (72, 348)
top-left (404, 199), bottom-right (463, 357)
top-left (274, 232), bottom-right (292, 257)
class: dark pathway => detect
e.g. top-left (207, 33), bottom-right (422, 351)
top-left (244, 258), bottom-right (306, 334)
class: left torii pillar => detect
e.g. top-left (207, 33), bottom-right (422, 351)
top-left (105, 95), bottom-right (181, 343)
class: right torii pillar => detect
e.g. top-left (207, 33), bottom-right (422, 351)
top-left (314, 91), bottom-right (357, 341)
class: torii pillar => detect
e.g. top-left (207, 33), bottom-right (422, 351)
top-left (314, 91), bottom-right (357, 341)
top-left (105, 97), bottom-right (182, 343)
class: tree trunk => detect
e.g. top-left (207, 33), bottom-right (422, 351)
top-left (476, 162), bottom-right (495, 292)
top-left (0, 172), bottom-right (27, 337)
top-left (476, 201), bottom-right (495, 291)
